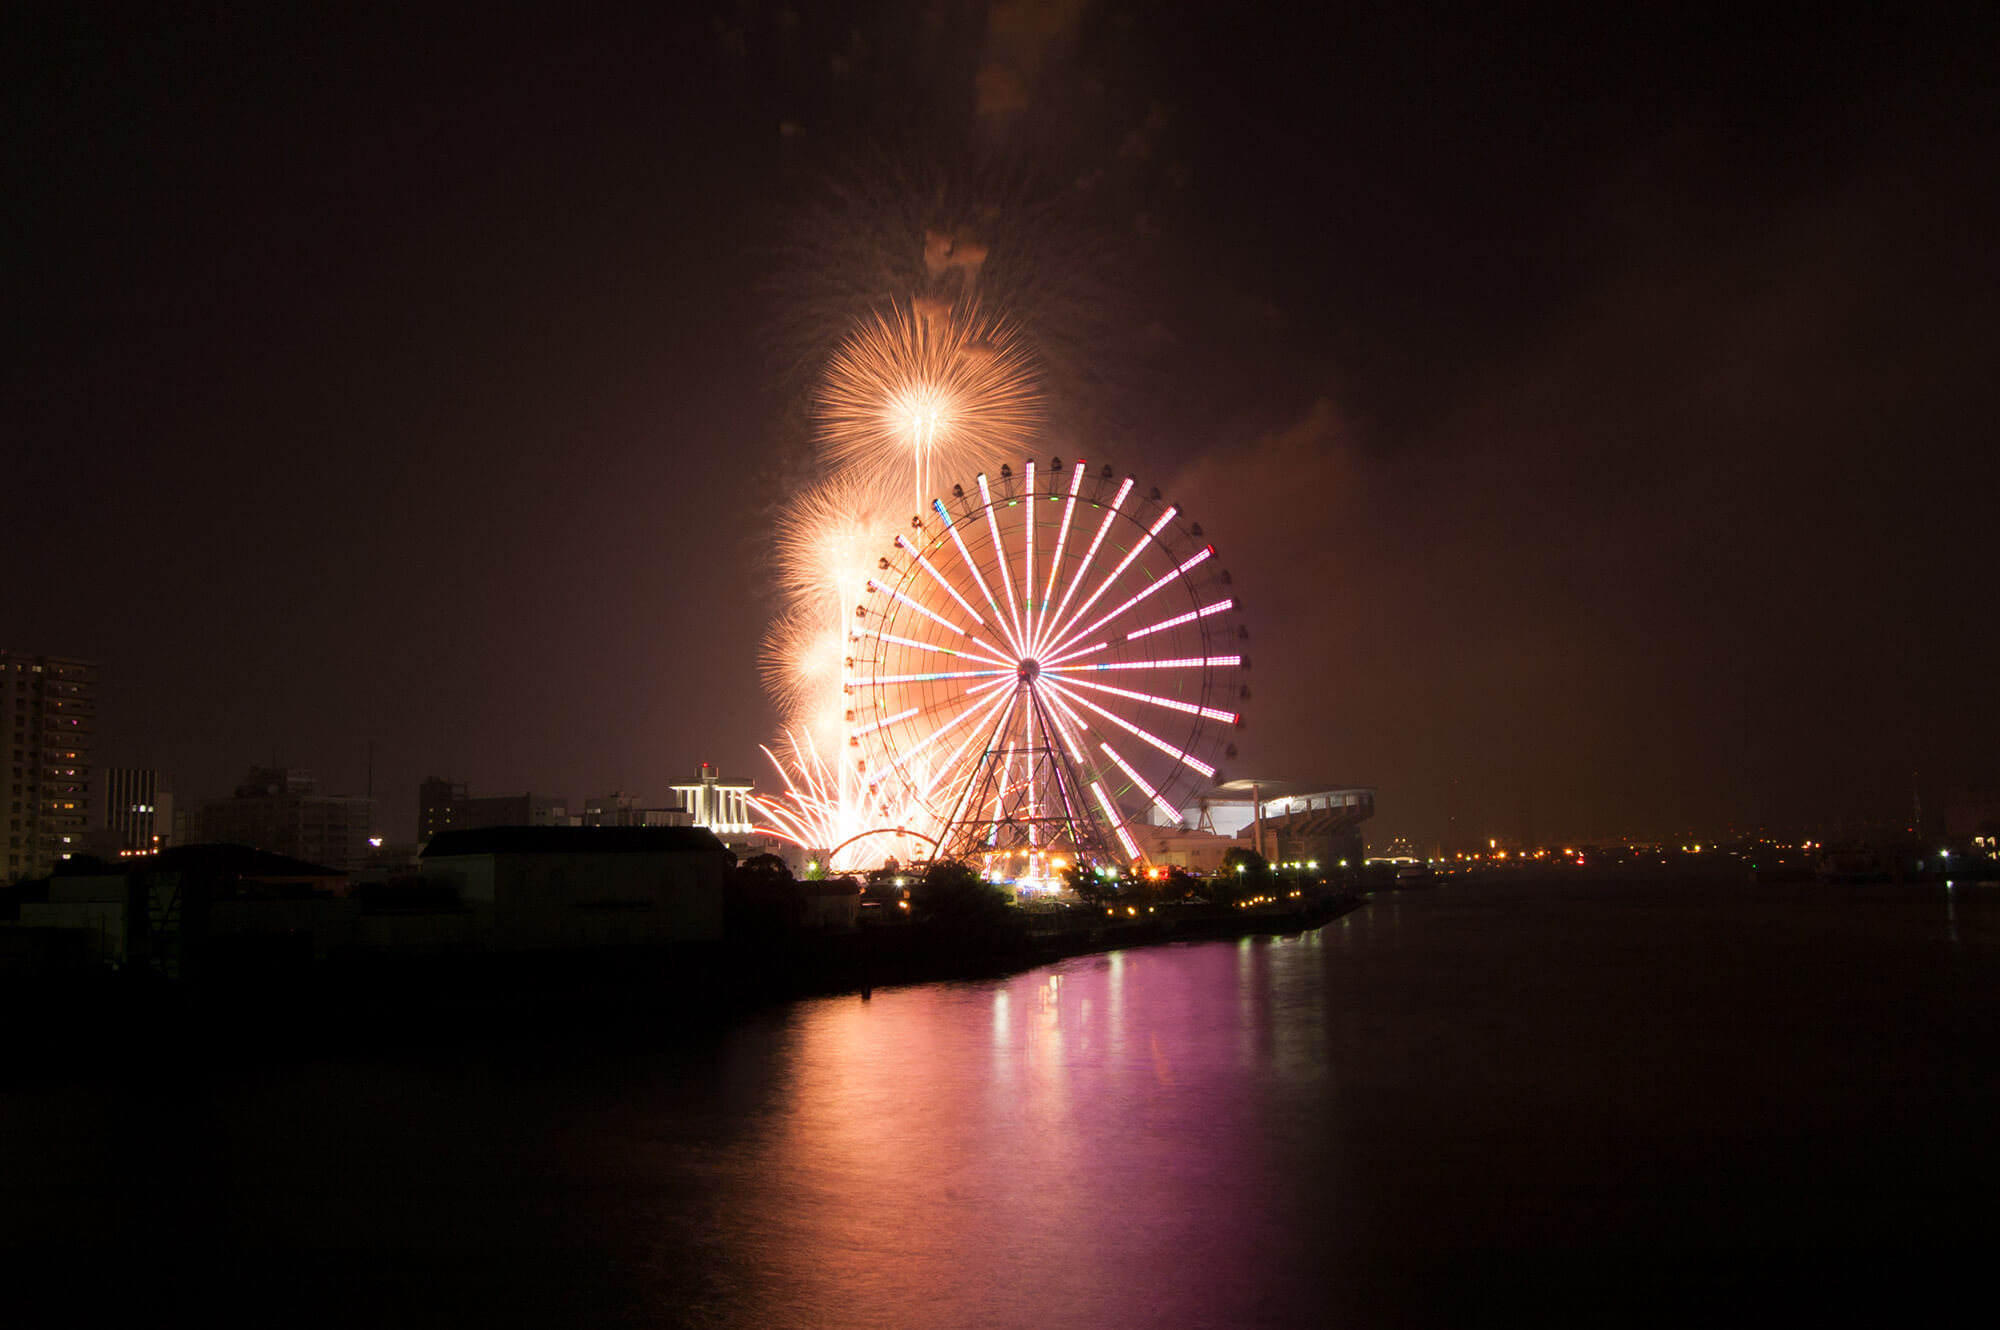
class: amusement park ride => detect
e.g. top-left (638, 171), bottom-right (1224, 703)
top-left (840, 458), bottom-right (1247, 887)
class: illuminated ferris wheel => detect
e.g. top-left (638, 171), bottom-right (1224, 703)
top-left (846, 458), bottom-right (1246, 877)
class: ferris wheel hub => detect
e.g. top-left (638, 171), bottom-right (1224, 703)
top-left (1017, 658), bottom-right (1041, 682)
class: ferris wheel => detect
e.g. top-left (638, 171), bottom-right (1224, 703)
top-left (846, 458), bottom-right (1246, 878)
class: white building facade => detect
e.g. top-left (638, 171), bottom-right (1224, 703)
top-left (671, 763), bottom-right (755, 836)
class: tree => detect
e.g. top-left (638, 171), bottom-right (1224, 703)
top-left (1064, 861), bottom-right (1114, 905)
top-left (1214, 847), bottom-right (1272, 905)
top-left (909, 859), bottom-right (1014, 930)
top-left (726, 852), bottom-right (800, 937)
top-left (1221, 847), bottom-right (1271, 878)
top-left (732, 852), bottom-right (795, 887)
top-left (1132, 864), bottom-right (1199, 903)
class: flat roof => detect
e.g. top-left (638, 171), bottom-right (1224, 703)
top-left (421, 825), bottom-right (728, 857)
top-left (1199, 780), bottom-right (1376, 801)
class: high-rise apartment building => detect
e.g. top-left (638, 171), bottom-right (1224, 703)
top-left (1, 651), bottom-right (95, 881)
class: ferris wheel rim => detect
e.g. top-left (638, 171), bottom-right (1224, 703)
top-left (845, 457), bottom-right (1245, 868)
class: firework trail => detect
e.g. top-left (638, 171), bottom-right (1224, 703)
top-left (749, 727), bottom-right (851, 862)
top-left (751, 726), bottom-right (941, 873)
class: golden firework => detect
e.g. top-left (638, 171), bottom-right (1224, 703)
top-left (816, 299), bottom-right (1042, 513)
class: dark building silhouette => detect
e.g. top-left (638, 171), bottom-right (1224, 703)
top-left (420, 825), bottom-right (728, 948)
top-left (419, 776), bottom-right (569, 841)
top-left (192, 767), bottom-right (374, 872)
top-left (95, 767), bottom-right (173, 856)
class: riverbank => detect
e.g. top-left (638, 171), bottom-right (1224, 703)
top-left (4, 891), bottom-right (1367, 1077)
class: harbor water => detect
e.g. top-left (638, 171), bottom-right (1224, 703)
top-left (5, 873), bottom-right (1998, 1326)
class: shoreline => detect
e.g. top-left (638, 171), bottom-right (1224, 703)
top-left (4, 893), bottom-right (1368, 1078)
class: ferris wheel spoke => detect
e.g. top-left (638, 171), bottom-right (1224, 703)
top-left (896, 533), bottom-right (990, 632)
top-left (871, 630), bottom-right (1017, 672)
top-left (849, 705), bottom-right (921, 738)
top-left (1039, 476), bottom-right (1133, 655)
top-left (1022, 460), bottom-right (1037, 649)
top-left (1124, 597), bottom-right (1236, 642)
top-left (1044, 545), bottom-right (1215, 661)
top-left (935, 685), bottom-right (1022, 835)
top-left (1043, 678), bottom-right (1218, 779)
top-left (1044, 638), bottom-right (1112, 667)
top-left (1089, 780), bottom-right (1142, 860)
top-left (854, 668), bottom-right (1013, 686)
top-left (932, 498), bottom-right (1025, 657)
top-left (1036, 683), bottom-right (1098, 768)
top-left (1022, 684), bottom-right (1039, 843)
top-left (1046, 654), bottom-right (1242, 675)
top-left (923, 691), bottom-right (1020, 810)
top-left (1099, 741), bottom-right (1185, 825)
top-left (1037, 461), bottom-right (1088, 646)
top-left (1036, 503), bottom-right (1179, 660)
top-left (976, 473), bottom-right (1030, 655)
top-left (867, 577), bottom-right (980, 640)
top-left (881, 677), bottom-right (1015, 790)
top-left (1055, 674), bottom-right (1240, 724)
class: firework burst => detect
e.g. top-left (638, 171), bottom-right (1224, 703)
top-left (763, 471), bottom-right (908, 782)
top-left (755, 301), bottom-right (1044, 870)
top-left (757, 602), bottom-right (848, 737)
top-left (816, 298), bottom-right (1041, 513)
top-left (753, 171), bottom-right (1102, 873)
top-left (766, 151), bottom-right (1142, 447)
top-left (774, 471), bottom-right (908, 606)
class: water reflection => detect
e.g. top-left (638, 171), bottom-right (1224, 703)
top-left (10, 880), bottom-right (2000, 1326)
top-left (724, 939), bottom-right (1347, 1328)
top-left (675, 881), bottom-right (2000, 1326)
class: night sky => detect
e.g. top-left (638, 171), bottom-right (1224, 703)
top-left (11, 3), bottom-right (1996, 845)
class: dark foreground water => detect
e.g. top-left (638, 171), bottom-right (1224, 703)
top-left (6, 874), bottom-right (1999, 1327)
